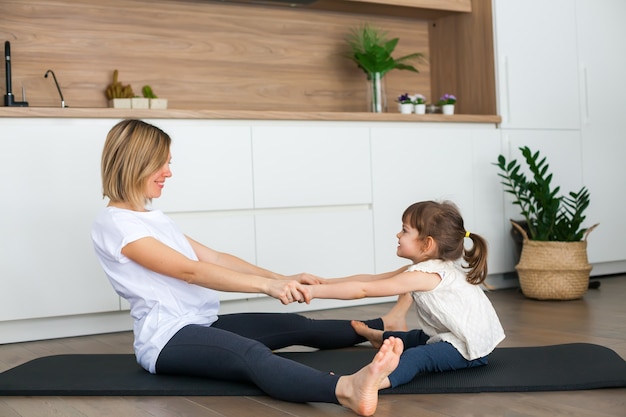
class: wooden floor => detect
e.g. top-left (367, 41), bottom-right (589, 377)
top-left (1, 275), bottom-right (625, 417)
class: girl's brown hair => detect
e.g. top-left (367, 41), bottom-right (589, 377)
top-left (101, 119), bottom-right (171, 210)
top-left (402, 200), bottom-right (489, 285)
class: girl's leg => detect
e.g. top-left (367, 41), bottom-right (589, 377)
top-left (351, 321), bottom-right (428, 349)
top-left (381, 293), bottom-right (413, 331)
top-left (387, 341), bottom-right (488, 387)
top-left (156, 324), bottom-right (340, 403)
top-left (213, 312), bottom-right (384, 350)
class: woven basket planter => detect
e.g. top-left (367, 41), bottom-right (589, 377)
top-left (512, 222), bottom-right (598, 300)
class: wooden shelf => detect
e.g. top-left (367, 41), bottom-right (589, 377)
top-left (0, 107), bottom-right (500, 123)
top-left (309, 0), bottom-right (471, 19)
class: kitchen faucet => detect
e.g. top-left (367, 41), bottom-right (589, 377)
top-left (44, 69), bottom-right (67, 108)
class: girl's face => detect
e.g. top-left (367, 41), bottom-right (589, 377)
top-left (396, 222), bottom-right (428, 263)
top-left (145, 152), bottom-right (172, 200)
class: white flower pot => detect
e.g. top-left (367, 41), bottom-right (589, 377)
top-left (131, 98), bottom-right (150, 109)
top-left (108, 98), bottom-right (132, 109)
top-left (442, 104), bottom-right (455, 115)
top-left (414, 103), bottom-right (426, 114)
top-left (399, 103), bottom-right (414, 114)
top-left (149, 98), bottom-right (168, 109)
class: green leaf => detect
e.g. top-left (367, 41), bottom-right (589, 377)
top-left (494, 147), bottom-right (592, 241)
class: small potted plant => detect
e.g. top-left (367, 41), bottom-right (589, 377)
top-left (142, 85), bottom-right (168, 109)
top-left (494, 146), bottom-right (598, 300)
top-left (412, 94), bottom-right (426, 114)
top-left (397, 93), bottom-right (414, 114)
top-left (438, 93), bottom-right (456, 115)
top-left (105, 70), bottom-right (134, 109)
top-left (345, 24), bottom-right (424, 113)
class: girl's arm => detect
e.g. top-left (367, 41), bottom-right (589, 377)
top-left (122, 236), bottom-right (305, 304)
top-left (298, 265), bottom-right (410, 285)
top-left (304, 269), bottom-right (441, 302)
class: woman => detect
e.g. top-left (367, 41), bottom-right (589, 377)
top-left (91, 118), bottom-right (404, 416)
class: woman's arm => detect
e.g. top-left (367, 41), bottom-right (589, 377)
top-left (186, 236), bottom-right (321, 284)
top-left (186, 236), bottom-right (284, 279)
top-left (303, 269), bottom-right (441, 302)
top-left (122, 236), bottom-right (304, 304)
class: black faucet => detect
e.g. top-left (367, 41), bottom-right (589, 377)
top-left (4, 41), bottom-right (29, 107)
top-left (45, 69), bottom-right (67, 108)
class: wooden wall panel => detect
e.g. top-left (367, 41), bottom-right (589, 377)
top-left (428, 0), bottom-right (496, 115)
top-left (0, 0), bottom-right (433, 111)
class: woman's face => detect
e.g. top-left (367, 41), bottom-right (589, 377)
top-left (144, 151), bottom-right (172, 200)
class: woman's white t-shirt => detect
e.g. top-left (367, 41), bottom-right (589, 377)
top-left (409, 259), bottom-right (505, 360)
top-left (91, 207), bottom-right (220, 373)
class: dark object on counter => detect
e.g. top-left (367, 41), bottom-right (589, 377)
top-left (45, 69), bottom-right (67, 108)
top-left (4, 41), bottom-right (29, 107)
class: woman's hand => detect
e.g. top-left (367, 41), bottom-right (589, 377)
top-left (289, 273), bottom-right (328, 285)
top-left (265, 279), bottom-right (311, 305)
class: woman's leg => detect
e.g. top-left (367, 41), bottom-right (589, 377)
top-left (156, 324), bottom-right (405, 414)
top-left (156, 324), bottom-right (340, 403)
top-left (387, 341), bottom-right (488, 387)
top-left (213, 312), bottom-right (384, 350)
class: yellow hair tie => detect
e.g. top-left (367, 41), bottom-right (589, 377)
top-left (465, 231), bottom-right (471, 238)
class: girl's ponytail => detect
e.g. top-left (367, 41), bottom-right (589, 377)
top-left (463, 231), bottom-right (488, 285)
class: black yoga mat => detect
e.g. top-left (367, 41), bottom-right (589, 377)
top-left (0, 343), bottom-right (624, 396)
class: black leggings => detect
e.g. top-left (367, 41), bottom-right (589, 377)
top-left (155, 313), bottom-right (383, 403)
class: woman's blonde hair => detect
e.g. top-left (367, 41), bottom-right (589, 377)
top-left (402, 200), bottom-right (489, 285)
top-left (101, 119), bottom-right (171, 210)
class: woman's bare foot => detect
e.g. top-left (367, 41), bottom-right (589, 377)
top-left (381, 293), bottom-right (412, 331)
top-left (352, 320), bottom-right (384, 349)
top-left (335, 336), bottom-right (403, 416)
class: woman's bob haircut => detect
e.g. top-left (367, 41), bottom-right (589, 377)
top-left (101, 119), bottom-right (171, 210)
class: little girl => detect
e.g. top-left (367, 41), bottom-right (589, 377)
top-left (302, 200), bottom-right (505, 390)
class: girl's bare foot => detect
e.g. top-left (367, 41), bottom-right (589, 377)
top-left (381, 293), bottom-right (411, 331)
top-left (352, 320), bottom-right (384, 349)
top-left (335, 336), bottom-right (403, 416)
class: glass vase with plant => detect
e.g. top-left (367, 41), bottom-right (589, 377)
top-left (346, 24), bottom-right (424, 113)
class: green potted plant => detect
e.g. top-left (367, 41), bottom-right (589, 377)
top-left (438, 93), bottom-right (456, 115)
top-left (396, 93), bottom-right (414, 114)
top-left (142, 85), bottom-right (168, 109)
top-left (105, 69), bottom-right (134, 109)
top-left (495, 146), bottom-right (598, 300)
top-left (345, 24), bottom-right (424, 113)
top-left (412, 93), bottom-right (426, 114)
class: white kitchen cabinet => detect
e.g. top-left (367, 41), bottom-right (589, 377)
top-left (370, 124), bottom-right (511, 277)
top-left (255, 208), bottom-right (376, 278)
top-left (0, 119), bottom-right (120, 321)
top-left (576, 0), bottom-right (626, 264)
top-left (151, 120), bottom-right (254, 212)
top-left (169, 211), bottom-right (257, 301)
top-left (251, 124), bottom-right (372, 208)
top-left (493, 0), bottom-right (580, 129)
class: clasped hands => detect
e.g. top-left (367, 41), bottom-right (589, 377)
top-left (269, 273), bottom-right (325, 305)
